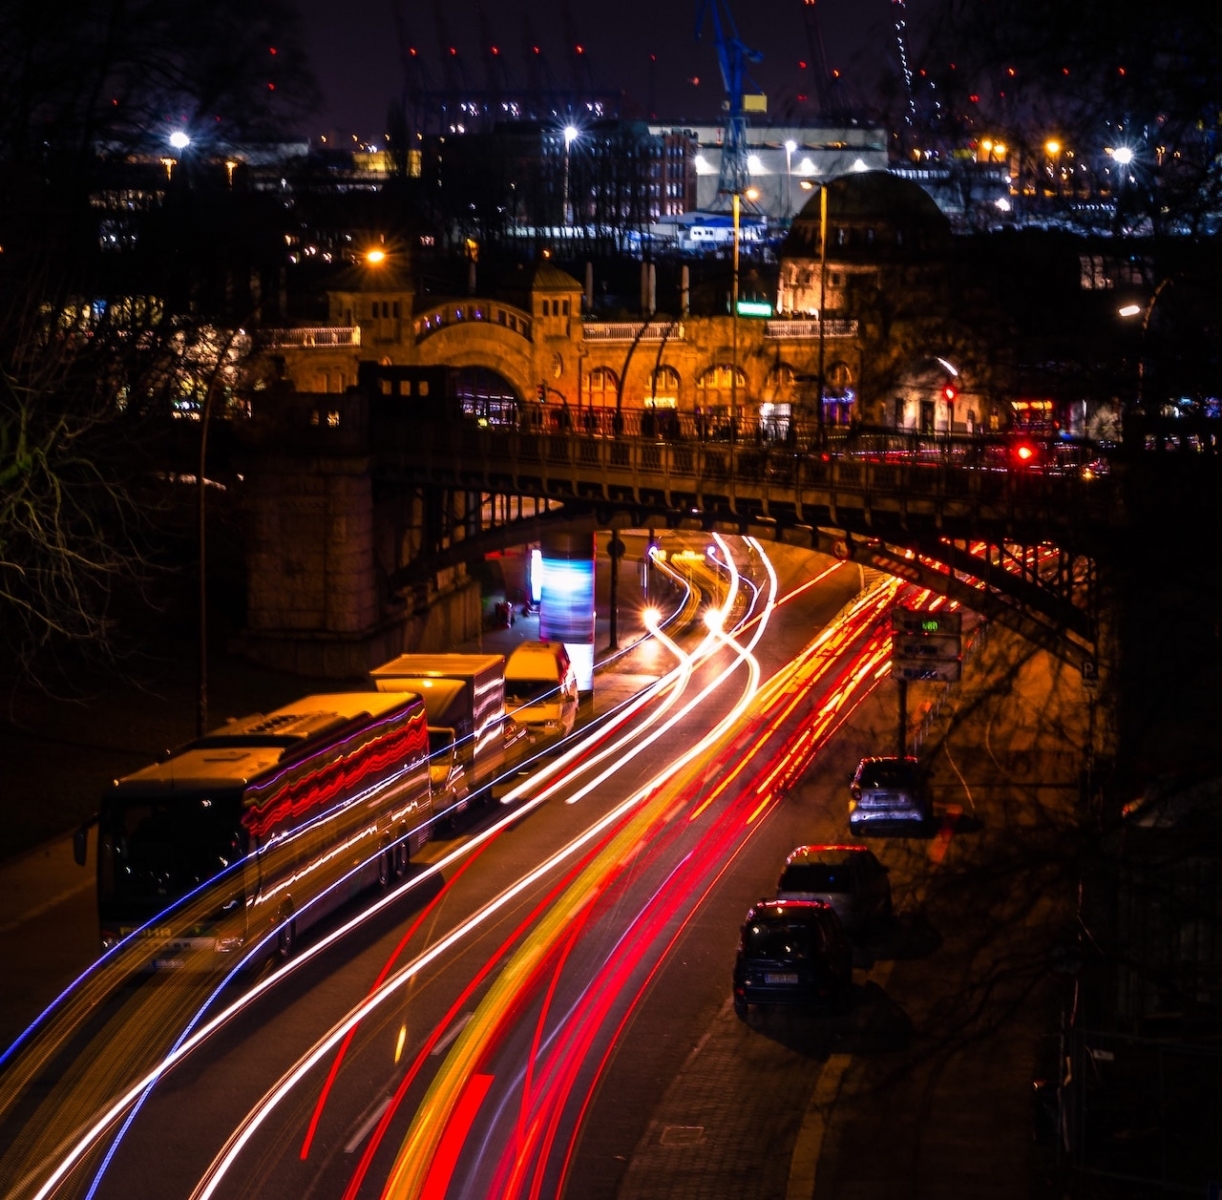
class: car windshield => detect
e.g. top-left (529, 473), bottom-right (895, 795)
top-left (99, 792), bottom-right (246, 906)
top-left (860, 761), bottom-right (917, 788)
top-left (505, 679), bottom-right (556, 705)
top-left (779, 864), bottom-right (853, 893)
top-left (742, 918), bottom-right (822, 960)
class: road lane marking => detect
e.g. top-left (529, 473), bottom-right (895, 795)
top-left (787, 950), bottom-right (897, 1200)
top-left (787, 1052), bottom-right (853, 1200)
top-left (430, 1011), bottom-right (473, 1056)
top-left (344, 1097), bottom-right (392, 1154)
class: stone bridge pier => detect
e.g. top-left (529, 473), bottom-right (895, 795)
top-left (236, 391), bottom-right (485, 677)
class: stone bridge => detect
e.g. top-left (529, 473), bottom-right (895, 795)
top-left (238, 385), bottom-right (1118, 676)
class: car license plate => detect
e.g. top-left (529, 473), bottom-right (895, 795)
top-left (764, 972), bottom-right (799, 985)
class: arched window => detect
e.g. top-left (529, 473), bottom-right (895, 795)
top-left (766, 363), bottom-right (798, 403)
top-left (647, 365), bottom-right (681, 409)
top-left (824, 361), bottom-right (857, 427)
top-left (825, 360), bottom-right (855, 398)
top-left (583, 366), bottom-right (618, 410)
top-left (696, 363), bottom-right (746, 413)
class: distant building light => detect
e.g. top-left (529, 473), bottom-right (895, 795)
top-left (1118, 303), bottom-right (1142, 317)
top-left (995, 197), bottom-right (1012, 211)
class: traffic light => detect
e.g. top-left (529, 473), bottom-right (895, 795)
top-left (536, 384), bottom-right (546, 402)
top-left (942, 383), bottom-right (958, 403)
top-left (1012, 440), bottom-right (1038, 466)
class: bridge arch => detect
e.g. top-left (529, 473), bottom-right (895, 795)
top-left (413, 325), bottom-right (536, 402)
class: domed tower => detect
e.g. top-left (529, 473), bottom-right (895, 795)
top-left (777, 171), bottom-right (951, 317)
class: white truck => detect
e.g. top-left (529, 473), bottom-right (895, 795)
top-left (370, 653), bottom-right (510, 817)
top-left (504, 641), bottom-right (579, 750)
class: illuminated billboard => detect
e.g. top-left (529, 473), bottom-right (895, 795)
top-left (538, 532), bottom-right (595, 692)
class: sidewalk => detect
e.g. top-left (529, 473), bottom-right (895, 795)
top-left (615, 623), bottom-right (1086, 1200)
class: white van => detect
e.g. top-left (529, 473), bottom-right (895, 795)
top-left (504, 641), bottom-right (579, 746)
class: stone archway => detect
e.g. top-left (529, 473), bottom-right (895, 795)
top-left (453, 366), bottom-right (522, 426)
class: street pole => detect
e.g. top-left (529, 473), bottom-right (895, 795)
top-left (784, 140), bottom-right (795, 221)
top-left (197, 383), bottom-right (216, 737)
top-left (732, 190), bottom-right (740, 437)
top-left (897, 677), bottom-right (908, 757)
top-left (817, 181), bottom-right (828, 443)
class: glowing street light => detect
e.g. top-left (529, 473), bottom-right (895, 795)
top-left (168, 130), bottom-right (191, 150)
top-left (563, 124), bottom-right (579, 225)
top-left (365, 247), bottom-right (387, 266)
top-left (1119, 276), bottom-right (1178, 411)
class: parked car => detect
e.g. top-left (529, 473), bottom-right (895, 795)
top-left (849, 756), bottom-right (932, 835)
top-left (775, 844), bottom-right (892, 937)
top-left (732, 899), bottom-right (852, 1018)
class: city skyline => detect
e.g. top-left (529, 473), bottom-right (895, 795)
top-left (295, 0), bottom-right (933, 137)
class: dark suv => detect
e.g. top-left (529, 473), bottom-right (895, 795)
top-left (732, 899), bottom-right (852, 1018)
top-left (775, 844), bottom-right (892, 937)
top-left (849, 756), bottom-right (932, 835)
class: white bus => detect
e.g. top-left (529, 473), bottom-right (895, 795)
top-left (79, 692), bottom-right (432, 968)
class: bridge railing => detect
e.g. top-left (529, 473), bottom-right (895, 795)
top-left (503, 404), bottom-right (1110, 472)
top-left (374, 408), bottom-right (1118, 535)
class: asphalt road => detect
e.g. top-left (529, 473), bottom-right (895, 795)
top-left (0, 536), bottom-right (1084, 1200)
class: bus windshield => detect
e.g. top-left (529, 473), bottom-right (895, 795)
top-left (99, 791), bottom-right (247, 909)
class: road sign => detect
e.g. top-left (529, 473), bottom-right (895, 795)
top-left (893, 632), bottom-right (962, 660)
top-left (1081, 658), bottom-right (1097, 689)
top-left (892, 660), bottom-right (962, 683)
top-left (891, 608), bottom-right (963, 636)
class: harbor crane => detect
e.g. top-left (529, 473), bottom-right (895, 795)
top-left (695, 0), bottom-right (764, 197)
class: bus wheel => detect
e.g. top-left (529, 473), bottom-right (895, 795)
top-left (378, 846), bottom-right (393, 889)
top-left (276, 912), bottom-right (296, 961)
top-left (393, 840), bottom-right (409, 878)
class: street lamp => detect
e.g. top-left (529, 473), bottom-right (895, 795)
top-left (817, 180), bottom-right (828, 441)
top-left (1044, 138), bottom-right (1061, 197)
top-left (563, 124), bottom-right (578, 225)
top-left (732, 185), bottom-right (760, 438)
top-left (1119, 275), bottom-right (1177, 413)
top-left (784, 139), bottom-right (796, 219)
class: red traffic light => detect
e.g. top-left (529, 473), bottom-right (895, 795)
top-left (942, 383), bottom-right (957, 403)
top-left (1013, 441), bottom-right (1037, 465)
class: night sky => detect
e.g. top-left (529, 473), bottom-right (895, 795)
top-left (296, 0), bottom-right (932, 138)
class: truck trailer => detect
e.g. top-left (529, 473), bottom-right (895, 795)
top-left (370, 653), bottom-right (510, 814)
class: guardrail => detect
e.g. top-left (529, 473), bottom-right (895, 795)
top-left (259, 327), bottom-right (361, 348)
top-left (581, 322), bottom-right (685, 342)
top-left (763, 319), bottom-right (859, 339)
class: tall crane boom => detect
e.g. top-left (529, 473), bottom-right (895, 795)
top-left (695, 0), bottom-right (763, 197)
top-left (800, 0), bottom-right (834, 118)
top-left (891, 0), bottom-right (916, 131)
